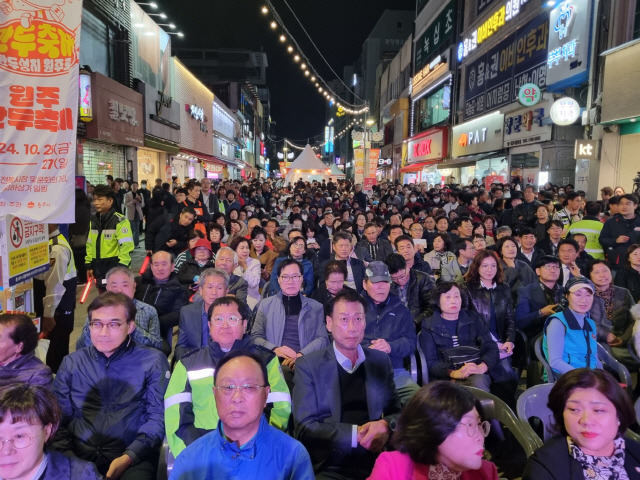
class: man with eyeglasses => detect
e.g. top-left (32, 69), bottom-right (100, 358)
top-left (292, 290), bottom-right (401, 479)
top-left (170, 350), bottom-right (312, 479)
top-left (252, 259), bottom-right (328, 388)
top-left (385, 253), bottom-right (434, 327)
top-left (53, 292), bottom-right (169, 479)
top-left (165, 296), bottom-right (291, 458)
top-left (535, 220), bottom-right (565, 256)
top-left (76, 266), bottom-right (163, 352)
top-left (600, 193), bottom-right (640, 271)
top-left (175, 268), bottom-right (231, 360)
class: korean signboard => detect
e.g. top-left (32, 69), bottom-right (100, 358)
top-left (458, 0), bottom-right (532, 61)
top-left (414, 0), bottom-right (456, 71)
top-left (546, 0), bottom-right (592, 91)
top-left (0, 2), bottom-right (82, 223)
top-left (84, 73), bottom-right (144, 147)
top-left (503, 99), bottom-right (553, 148)
top-left (0, 215), bottom-right (49, 287)
top-left (452, 112), bottom-right (505, 157)
top-left (463, 13), bottom-right (549, 121)
top-left (137, 81), bottom-right (181, 145)
top-left (407, 128), bottom-right (448, 163)
top-left (354, 149), bottom-right (365, 185)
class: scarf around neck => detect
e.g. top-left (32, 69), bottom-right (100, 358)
top-left (568, 435), bottom-right (628, 480)
top-left (595, 284), bottom-right (616, 320)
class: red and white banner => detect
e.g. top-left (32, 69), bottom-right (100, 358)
top-left (0, 1), bottom-right (82, 222)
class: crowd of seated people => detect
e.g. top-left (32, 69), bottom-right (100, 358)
top-left (7, 178), bottom-right (640, 479)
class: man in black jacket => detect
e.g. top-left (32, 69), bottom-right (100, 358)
top-left (135, 251), bottom-right (188, 346)
top-left (148, 207), bottom-right (195, 255)
top-left (386, 253), bottom-right (434, 327)
top-left (354, 183), bottom-right (368, 209)
top-left (600, 193), bottom-right (640, 270)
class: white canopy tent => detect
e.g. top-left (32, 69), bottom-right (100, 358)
top-left (284, 145), bottom-right (331, 184)
top-left (329, 163), bottom-right (346, 181)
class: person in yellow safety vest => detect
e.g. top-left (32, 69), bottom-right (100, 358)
top-left (566, 201), bottom-right (605, 260)
top-left (33, 224), bottom-right (77, 373)
top-left (85, 185), bottom-right (134, 292)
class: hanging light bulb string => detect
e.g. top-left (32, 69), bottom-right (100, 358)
top-left (261, 1), bottom-right (369, 115)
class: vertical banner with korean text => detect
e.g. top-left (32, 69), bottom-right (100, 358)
top-left (0, 2), bottom-right (82, 222)
top-left (364, 148), bottom-right (380, 191)
top-left (354, 149), bottom-right (365, 186)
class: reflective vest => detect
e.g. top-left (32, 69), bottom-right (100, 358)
top-left (85, 209), bottom-right (134, 279)
top-left (567, 218), bottom-right (605, 259)
top-left (34, 233), bottom-right (77, 315)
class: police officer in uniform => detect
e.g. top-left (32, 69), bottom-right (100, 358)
top-left (85, 184), bottom-right (134, 292)
top-left (34, 224), bottom-right (77, 372)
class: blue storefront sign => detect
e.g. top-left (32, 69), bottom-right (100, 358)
top-left (463, 13), bottom-right (549, 121)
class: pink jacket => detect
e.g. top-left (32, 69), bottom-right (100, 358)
top-left (368, 451), bottom-right (499, 480)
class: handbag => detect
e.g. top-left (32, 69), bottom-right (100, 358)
top-left (441, 345), bottom-right (482, 369)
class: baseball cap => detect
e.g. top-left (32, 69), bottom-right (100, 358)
top-left (565, 276), bottom-right (595, 295)
top-left (365, 261), bottom-right (391, 283)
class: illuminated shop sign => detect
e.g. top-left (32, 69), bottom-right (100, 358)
top-left (458, 0), bottom-right (530, 62)
top-left (452, 112), bottom-right (504, 157)
top-left (546, 0), bottom-right (592, 91)
top-left (463, 13), bottom-right (548, 120)
top-left (414, 0), bottom-right (456, 71)
top-left (503, 99), bottom-right (552, 147)
top-left (407, 128), bottom-right (447, 163)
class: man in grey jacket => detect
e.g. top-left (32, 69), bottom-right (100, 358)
top-left (251, 258), bottom-right (328, 388)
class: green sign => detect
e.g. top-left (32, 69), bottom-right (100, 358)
top-left (415, 0), bottom-right (456, 71)
top-left (517, 83), bottom-right (542, 107)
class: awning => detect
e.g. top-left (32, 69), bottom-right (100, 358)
top-left (144, 135), bottom-right (180, 154)
top-left (444, 151), bottom-right (505, 168)
top-left (179, 148), bottom-right (225, 166)
top-left (399, 160), bottom-right (440, 173)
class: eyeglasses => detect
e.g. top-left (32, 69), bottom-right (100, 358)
top-left (391, 272), bottom-right (407, 282)
top-left (279, 274), bottom-right (302, 282)
top-left (210, 316), bottom-right (241, 327)
top-left (0, 433), bottom-right (40, 451)
top-left (458, 421), bottom-right (491, 438)
top-left (214, 384), bottom-right (267, 396)
top-left (89, 321), bottom-right (124, 331)
top-left (541, 264), bottom-right (560, 270)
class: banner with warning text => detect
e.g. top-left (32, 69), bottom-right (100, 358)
top-left (0, 1), bottom-right (82, 222)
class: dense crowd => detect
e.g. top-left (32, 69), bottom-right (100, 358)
top-left (2, 175), bottom-right (640, 479)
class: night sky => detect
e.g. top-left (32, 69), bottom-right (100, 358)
top-left (160, 0), bottom-right (415, 143)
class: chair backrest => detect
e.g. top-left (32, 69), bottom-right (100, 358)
top-left (415, 332), bottom-right (429, 386)
top-left (464, 386), bottom-right (543, 457)
top-left (628, 342), bottom-right (640, 364)
top-left (515, 383), bottom-right (555, 442)
top-left (636, 397), bottom-right (640, 425)
top-left (596, 343), bottom-right (633, 394)
top-left (533, 334), bottom-right (556, 382)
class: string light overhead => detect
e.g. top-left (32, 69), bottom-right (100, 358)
top-left (259, 2), bottom-right (369, 115)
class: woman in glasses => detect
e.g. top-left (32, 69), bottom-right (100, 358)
top-left (368, 381), bottom-right (498, 479)
top-left (0, 383), bottom-right (101, 479)
top-left (524, 368), bottom-right (640, 479)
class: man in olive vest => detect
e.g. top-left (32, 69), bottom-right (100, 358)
top-left (34, 224), bottom-right (77, 372)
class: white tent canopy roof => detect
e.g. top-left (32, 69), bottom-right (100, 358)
top-left (329, 163), bottom-right (345, 177)
top-left (284, 145), bottom-right (331, 184)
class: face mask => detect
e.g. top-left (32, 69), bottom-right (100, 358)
top-left (410, 197), bottom-right (417, 202)
top-left (434, 197), bottom-right (440, 203)
top-left (302, 215), bottom-right (308, 221)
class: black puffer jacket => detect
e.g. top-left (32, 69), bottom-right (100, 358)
top-left (177, 258), bottom-right (215, 286)
top-left (135, 270), bottom-right (187, 330)
top-left (390, 269), bottom-right (435, 326)
top-left (464, 282), bottom-right (515, 343)
top-left (152, 214), bottom-right (193, 255)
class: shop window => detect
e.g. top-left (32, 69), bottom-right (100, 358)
top-left (82, 140), bottom-right (126, 186)
top-left (416, 84), bottom-right (451, 133)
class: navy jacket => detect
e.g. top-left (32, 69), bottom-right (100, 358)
top-left (362, 292), bottom-right (416, 369)
top-left (175, 300), bottom-right (207, 360)
top-left (599, 213), bottom-right (640, 269)
top-left (318, 255), bottom-right (366, 294)
top-left (39, 450), bottom-right (102, 480)
top-left (53, 338), bottom-right (169, 468)
top-left (515, 282), bottom-right (563, 337)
